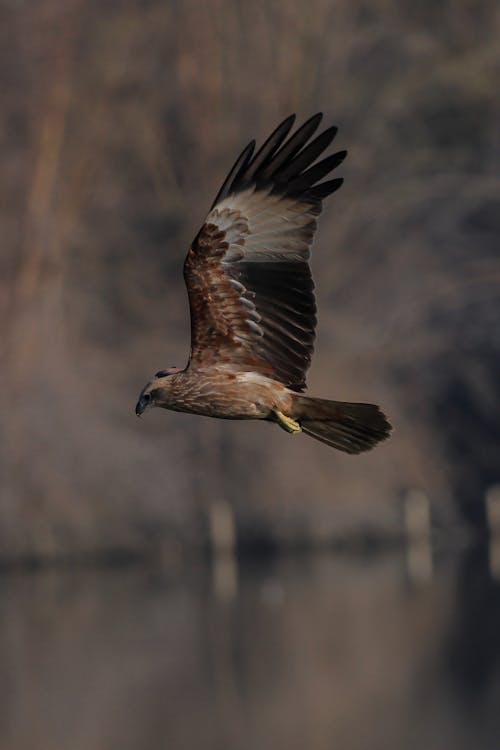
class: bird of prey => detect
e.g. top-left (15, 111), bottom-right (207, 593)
top-left (136, 114), bottom-right (391, 453)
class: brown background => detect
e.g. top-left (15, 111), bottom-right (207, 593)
top-left (1, 0), bottom-right (499, 562)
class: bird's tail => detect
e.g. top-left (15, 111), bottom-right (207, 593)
top-left (293, 396), bottom-right (392, 454)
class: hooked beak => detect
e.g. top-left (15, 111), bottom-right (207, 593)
top-left (135, 395), bottom-right (151, 417)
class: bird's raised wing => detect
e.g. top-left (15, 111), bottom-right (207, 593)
top-left (183, 113), bottom-right (346, 392)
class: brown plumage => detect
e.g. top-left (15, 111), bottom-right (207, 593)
top-left (135, 114), bottom-right (392, 453)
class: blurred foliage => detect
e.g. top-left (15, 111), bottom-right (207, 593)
top-left (1, 0), bottom-right (499, 561)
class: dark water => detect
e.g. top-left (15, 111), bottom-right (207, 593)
top-left (1, 544), bottom-right (500, 750)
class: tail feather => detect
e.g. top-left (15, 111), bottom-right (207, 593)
top-left (294, 396), bottom-right (392, 454)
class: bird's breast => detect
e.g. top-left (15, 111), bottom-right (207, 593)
top-left (160, 370), bottom-right (292, 420)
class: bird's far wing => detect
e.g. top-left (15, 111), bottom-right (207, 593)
top-left (183, 113), bottom-right (346, 392)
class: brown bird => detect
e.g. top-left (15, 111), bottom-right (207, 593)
top-left (136, 114), bottom-right (391, 453)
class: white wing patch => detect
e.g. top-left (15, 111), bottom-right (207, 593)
top-left (209, 188), bottom-right (318, 264)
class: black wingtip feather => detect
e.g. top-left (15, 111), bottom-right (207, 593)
top-left (211, 139), bottom-right (256, 209)
top-left (213, 113), bottom-right (345, 209)
top-left (305, 177), bottom-right (344, 201)
top-left (273, 125), bottom-right (338, 184)
top-left (259, 113), bottom-right (324, 182)
top-left (286, 151), bottom-right (347, 196)
top-left (243, 114), bottom-right (296, 183)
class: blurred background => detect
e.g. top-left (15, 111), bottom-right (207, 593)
top-left (1, 0), bottom-right (500, 747)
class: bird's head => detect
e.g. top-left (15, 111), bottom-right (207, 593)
top-left (135, 367), bottom-right (182, 416)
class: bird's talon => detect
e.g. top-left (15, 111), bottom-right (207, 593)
top-left (274, 410), bottom-right (301, 434)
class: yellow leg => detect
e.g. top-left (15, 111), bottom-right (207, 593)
top-left (274, 410), bottom-right (301, 434)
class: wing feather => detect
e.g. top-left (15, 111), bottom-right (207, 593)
top-left (272, 126), bottom-right (339, 185)
top-left (259, 113), bottom-right (323, 180)
top-left (183, 114), bottom-right (346, 390)
top-left (210, 141), bottom-right (255, 210)
top-left (242, 114), bottom-right (296, 183)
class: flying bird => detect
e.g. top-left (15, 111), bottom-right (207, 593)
top-left (136, 114), bottom-right (391, 453)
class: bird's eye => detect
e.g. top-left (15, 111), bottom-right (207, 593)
top-left (143, 393), bottom-right (151, 402)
